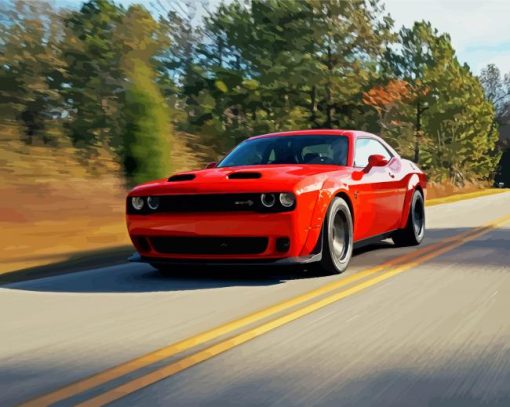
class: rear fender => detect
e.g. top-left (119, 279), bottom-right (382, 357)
top-left (398, 173), bottom-right (426, 229)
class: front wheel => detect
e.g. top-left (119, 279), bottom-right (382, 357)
top-left (316, 197), bottom-right (354, 275)
top-left (392, 190), bottom-right (425, 247)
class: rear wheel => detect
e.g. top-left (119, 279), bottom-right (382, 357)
top-left (392, 190), bottom-right (425, 247)
top-left (316, 197), bottom-right (353, 275)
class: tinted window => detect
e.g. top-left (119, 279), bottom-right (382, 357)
top-left (354, 138), bottom-right (392, 167)
top-left (218, 136), bottom-right (349, 167)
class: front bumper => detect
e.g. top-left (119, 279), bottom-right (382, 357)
top-left (127, 210), bottom-right (321, 261)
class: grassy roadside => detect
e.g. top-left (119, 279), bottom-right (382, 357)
top-left (426, 188), bottom-right (508, 206)
top-left (0, 132), bottom-right (210, 282)
top-left (1, 185), bottom-right (508, 284)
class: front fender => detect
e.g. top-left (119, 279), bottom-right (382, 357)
top-left (298, 177), bottom-right (353, 256)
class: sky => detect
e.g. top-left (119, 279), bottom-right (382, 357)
top-left (55, 0), bottom-right (510, 75)
top-left (385, 0), bottom-right (510, 74)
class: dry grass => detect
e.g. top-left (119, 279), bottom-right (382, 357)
top-left (0, 132), bottom-right (208, 275)
top-left (427, 188), bottom-right (507, 206)
top-left (426, 180), bottom-right (490, 200)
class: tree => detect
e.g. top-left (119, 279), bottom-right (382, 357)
top-left (362, 79), bottom-right (412, 133)
top-left (479, 64), bottom-right (510, 150)
top-left (0, 0), bottom-right (65, 144)
top-left (423, 30), bottom-right (497, 182)
top-left (308, 0), bottom-right (394, 129)
top-left (61, 1), bottom-right (172, 182)
top-left (116, 5), bottom-right (172, 184)
top-left (387, 21), bottom-right (498, 183)
top-left (122, 61), bottom-right (171, 185)
top-left (385, 21), bottom-right (446, 163)
top-left (186, 0), bottom-right (393, 151)
top-left (62, 0), bottom-right (125, 148)
top-left (0, 0), bottom-right (502, 186)
top-left (480, 64), bottom-right (510, 125)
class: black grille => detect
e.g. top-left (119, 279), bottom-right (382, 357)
top-left (150, 236), bottom-right (268, 255)
top-left (127, 194), bottom-right (295, 214)
top-left (157, 194), bottom-right (259, 212)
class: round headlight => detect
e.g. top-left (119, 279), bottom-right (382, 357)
top-left (131, 197), bottom-right (144, 211)
top-left (261, 193), bottom-right (276, 208)
top-left (147, 196), bottom-right (160, 210)
top-left (279, 193), bottom-right (296, 208)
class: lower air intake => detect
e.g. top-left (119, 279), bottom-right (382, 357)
top-left (150, 236), bottom-right (268, 255)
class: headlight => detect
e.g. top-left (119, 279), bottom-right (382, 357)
top-left (131, 197), bottom-right (144, 211)
top-left (261, 193), bottom-right (276, 208)
top-left (147, 196), bottom-right (160, 210)
top-left (279, 193), bottom-right (295, 208)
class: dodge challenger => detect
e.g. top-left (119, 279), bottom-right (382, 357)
top-left (126, 130), bottom-right (426, 274)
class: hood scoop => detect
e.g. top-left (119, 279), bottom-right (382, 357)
top-left (168, 173), bottom-right (196, 182)
top-left (228, 172), bottom-right (262, 179)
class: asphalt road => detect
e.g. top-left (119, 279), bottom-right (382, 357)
top-left (1, 192), bottom-right (510, 407)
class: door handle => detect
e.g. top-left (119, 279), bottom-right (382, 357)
top-left (388, 172), bottom-right (395, 178)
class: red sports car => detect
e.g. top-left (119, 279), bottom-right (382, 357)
top-left (126, 130), bottom-right (426, 274)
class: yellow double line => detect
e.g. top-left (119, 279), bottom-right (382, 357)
top-left (22, 213), bottom-right (510, 406)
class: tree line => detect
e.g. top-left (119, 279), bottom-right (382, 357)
top-left (1, 0), bottom-right (509, 185)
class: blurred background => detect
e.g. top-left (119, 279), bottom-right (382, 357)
top-left (1, 0), bottom-right (509, 275)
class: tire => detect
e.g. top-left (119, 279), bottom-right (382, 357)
top-left (316, 197), bottom-right (354, 275)
top-left (392, 190), bottom-right (425, 247)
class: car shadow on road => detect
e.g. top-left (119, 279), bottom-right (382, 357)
top-left (2, 242), bottom-right (395, 294)
top-left (3, 227), bottom-right (508, 294)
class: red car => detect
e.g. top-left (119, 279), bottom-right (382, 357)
top-left (126, 130), bottom-right (426, 274)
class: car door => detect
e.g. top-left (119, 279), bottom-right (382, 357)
top-left (351, 137), bottom-right (403, 240)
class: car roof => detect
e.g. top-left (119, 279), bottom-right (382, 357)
top-left (248, 129), bottom-right (376, 141)
top-left (247, 129), bottom-right (399, 160)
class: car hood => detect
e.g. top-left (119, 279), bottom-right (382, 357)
top-left (130, 164), bottom-right (350, 195)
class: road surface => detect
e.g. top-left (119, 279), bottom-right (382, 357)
top-left (1, 192), bottom-right (510, 406)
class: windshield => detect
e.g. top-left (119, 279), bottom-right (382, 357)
top-left (218, 135), bottom-right (349, 167)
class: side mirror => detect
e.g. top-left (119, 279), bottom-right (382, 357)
top-left (205, 162), bottom-right (217, 169)
top-left (352, 154), bottom-right (388, 180)
top-left (368, 154), bottom-right (388, 168)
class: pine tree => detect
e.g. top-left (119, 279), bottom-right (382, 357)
top-left (387, 21), bottom-right (498, 183)
top-left (117, 5), bottom-right (172, 185)
top-left (62, 0), bottom-right (125, 148)
top-left (0, 0), bottom-right (65, 144)
top-left (122, 61), bottom-right (171, 185)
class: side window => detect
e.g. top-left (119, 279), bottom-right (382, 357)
top-left (354, 138), bottom-right (392, 168)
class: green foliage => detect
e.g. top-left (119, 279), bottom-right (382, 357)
top-left (166, 0), bottom-right (394, 156)
top-left (480, 64), bottom-right (510, 125)
top-left (122, 61), bottom-right (171, 185)
top-left (479, 64), bottom-right (510, 151)
top-left (422, 43), bottom-right (497, 182)
top-left (380, 21), bottom-right (498, 182)
top-left (62, 0), bottom-right (126, 148)
top-left (0, 0), bottom-right (504, 185)
top-left (60, 0), bottom-right (173, 183)
top-left (0, 0), bottom-right (65, 144)
top-left (118, 5), bottom-right (172, 185)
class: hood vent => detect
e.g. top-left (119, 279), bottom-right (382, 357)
top-left (168, 174), bottom-right (195, 182)
top-left (228, 172), bottom-right (262, 179)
